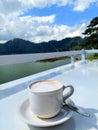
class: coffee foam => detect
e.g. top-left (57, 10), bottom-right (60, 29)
top-left (30, 80), bottom-right (62, 92)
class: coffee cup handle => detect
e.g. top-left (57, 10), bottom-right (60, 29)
top-left (63, 85), bottom-right (74, 104)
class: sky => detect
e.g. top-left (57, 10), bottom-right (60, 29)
top-left (0, 0), bottom-right (98, 43)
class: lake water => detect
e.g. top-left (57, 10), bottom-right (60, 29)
top-left (0, 58), bottom-right (70, 84)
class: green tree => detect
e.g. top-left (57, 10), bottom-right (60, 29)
top-left (83, 16), bottom-right (98, 49)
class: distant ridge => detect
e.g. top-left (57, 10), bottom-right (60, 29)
top-left (0, 36), bottom-right (84, 55)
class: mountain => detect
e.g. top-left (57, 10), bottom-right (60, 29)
top-left (0, 37), bottom-right (84, 55)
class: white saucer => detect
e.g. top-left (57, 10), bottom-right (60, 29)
top-left (18, 98), bottom-right (74, 127)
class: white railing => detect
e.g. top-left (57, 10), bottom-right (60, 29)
top-left (0, 49), bottom-right (98, 65)
top-left (86, 49), bottom-right (98, 54)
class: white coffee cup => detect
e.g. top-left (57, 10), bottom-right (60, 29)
top-left (28, 80), bottom-right (74, 119)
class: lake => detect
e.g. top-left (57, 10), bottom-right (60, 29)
top-left (0, 58), bottom-right (70, 84)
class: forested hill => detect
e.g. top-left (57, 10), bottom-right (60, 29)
top-left (0, 36), bottom-right (84, 55)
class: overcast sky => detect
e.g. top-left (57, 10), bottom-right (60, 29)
top-left (0, 0), bottom-right (98, 43)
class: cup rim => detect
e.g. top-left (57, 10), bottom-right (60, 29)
top-left (28, 80), bottom-right (63, 94)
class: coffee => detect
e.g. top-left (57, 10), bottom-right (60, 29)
top-left (28, 80), bottom-right (74, 118)
top-left (30, 80), bottom-right (62, 92)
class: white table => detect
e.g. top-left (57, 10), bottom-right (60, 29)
top-left (0, 60), bottom-right (98, 130)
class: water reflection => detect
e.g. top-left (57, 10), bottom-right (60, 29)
top-left (0, 58), bottom-right (70, 84)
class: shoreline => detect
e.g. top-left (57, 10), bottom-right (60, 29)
top-left (37, 56), bottom-right (69, 62)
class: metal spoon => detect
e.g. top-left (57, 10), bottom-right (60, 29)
top-left (64, 103), bottom-right (91, 117)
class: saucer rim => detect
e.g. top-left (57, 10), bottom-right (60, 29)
top-left (18, 98), bottom-right (74, 127)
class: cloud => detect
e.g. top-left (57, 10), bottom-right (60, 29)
top-left (0, 0), bottom-right (72, 17)
top-left (0, 0), bottom-right (97, 17)
top-left (73, 0), bottom-right (97, 12)
top-left (18, 0), bottom-right (98, 12)
top-left (19, 0), bottom-right (72, 8)
top-left (0, 14), bottom-right (55, 42)
top-left (0, 13), bottom-right (87, 43)
top-left (65, 23), bottom-right (87, 37)
top-left (0, 0), bottom-right (95, 43)
top-left (0, 0), bottom-right (25, 17)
